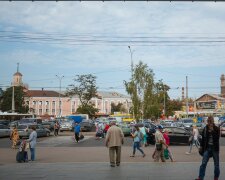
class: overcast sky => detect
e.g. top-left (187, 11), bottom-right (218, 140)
top-left (1, 1), bottom-right (225, 99)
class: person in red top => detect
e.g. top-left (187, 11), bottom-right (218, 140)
top-left (103, 123), bottom-right (110, 137)
top-left (163, 129), bottom-right (175, 162)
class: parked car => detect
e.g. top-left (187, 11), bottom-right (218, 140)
top-left (42, 121), bottom-right (55, 132)
top-left (179, 118), bottom-right (194, 128)
top-left (0, 120), bottom-right (11, 127)
top-left (118, 122), bottom-right (131, 136)
top-left (17, 124), bottom-right (50, 138)
top-left (80, 120), bottom-right (93, 132)
top-left (220, 123), bottom-right (225, 137)
top-left (60, 120), bottom-right (73, 132)
top-left (147, 127), bottom-right (191, 145)
top-left (0, 124), bottom-right (11, 138)
top-left (19, 118), bottom-right (42, 125)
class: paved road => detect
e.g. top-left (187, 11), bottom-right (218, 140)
top-left (0, 162), bottom-right (224, 180)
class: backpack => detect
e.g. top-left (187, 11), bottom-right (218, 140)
top-left (139, 131), bottom-right (144, 141)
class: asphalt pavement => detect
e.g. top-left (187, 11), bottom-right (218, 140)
top-left (1, 133), bottom-right (225, 180)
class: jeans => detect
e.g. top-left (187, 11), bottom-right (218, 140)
top-left (30, 148), bottom-right (35, 161)
top-left (189, 139), bottom-right (200, 153)
top-left (133, 142), bottom-right (144, 155)
top-left (199, 145), bottom-right (220, 179)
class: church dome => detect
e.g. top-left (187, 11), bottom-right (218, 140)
top-left (13, 72), bottom-right (23, 76)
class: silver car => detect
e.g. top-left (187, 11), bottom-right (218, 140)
top-left (0, 124), bottom-right (11, 138)
top-left (17, 124), bottom-right (50, 138)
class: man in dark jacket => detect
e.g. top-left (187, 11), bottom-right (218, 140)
top-left (195, 116), bottom-right (220, 180)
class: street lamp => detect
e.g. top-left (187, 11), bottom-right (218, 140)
top-left (128, 46), bottom-right (135, 120)
top-left (56, 75), bottom-right (64, 117)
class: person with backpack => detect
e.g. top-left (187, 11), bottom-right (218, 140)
top-left (130, 125), bottom-right (146, 158)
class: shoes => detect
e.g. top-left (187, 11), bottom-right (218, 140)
top-left (185, 152), bottom-right (191, 155)
top-left (116, 163), bottom-right (120, 166)
top-left (194, 178), bottom-right (202, 180)
top-left (130, 155), bottom-right (135, 157)
top-left (110, 164), bottom-right (115, 167)
top-left (143, 154), bottom-right (146, 158)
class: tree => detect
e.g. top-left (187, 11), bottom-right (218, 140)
top-left (166, 99), bottom-right (183, 116)
top-left (66, 74), bottom-right (99, 118)
top-left (0, 86), bottom-right (29, 113)
top-left (125, 61), bottom-right (161, 120)
top-left (111, 102), bottom-right (126, 114)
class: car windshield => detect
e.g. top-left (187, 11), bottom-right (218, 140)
top-left (18, 125), bottom-right (28, 129)
top-left (19, 119), bottom-right (35, 124)
top-left (183, 119), bottom-right (193, 123)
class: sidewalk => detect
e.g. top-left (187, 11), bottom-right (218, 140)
top-left (0, 162), bottom-right (224, 180)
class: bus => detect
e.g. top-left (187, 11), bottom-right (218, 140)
top-left (110, 113), bottom-right (134, 123)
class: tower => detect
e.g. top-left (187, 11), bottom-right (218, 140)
top-left (221, 74), bottom-right (225, 97)
top-left (12, 63), bottom-right (23, 86)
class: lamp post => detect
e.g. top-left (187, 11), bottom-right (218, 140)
top-left (128, 46), bottom-right (135, 120)
top-left (56, 75), bottom-right (64, 117)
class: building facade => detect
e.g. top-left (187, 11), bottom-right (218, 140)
top-left (24, 90), bottom-right (131, 118)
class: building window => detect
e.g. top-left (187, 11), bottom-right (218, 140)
top-left (45, 101), bottom-right (49, 105)
top-left (39, 101), bottom-right (42, 106)
top-left (52, 109), bottom-right (55, 115)
top-left (32, 101), bottom-right (36, 106)
top-left (39, 109), bottom-right (42, 115)
top-left (46, 109), bottom-right (49, 114)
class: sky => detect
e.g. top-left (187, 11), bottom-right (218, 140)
top-left (1, 1), bottom-right (225, 100)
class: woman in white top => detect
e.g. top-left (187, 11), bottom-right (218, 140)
top-left (186, 125), bottom-right (199, 154)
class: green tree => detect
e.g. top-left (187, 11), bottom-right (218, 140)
top-left (111, 102), bottom-right (126, 114)
top-left (124, 61), bottom-right (162, 120)
top-left (166, 99), bottom-right (183, 116)
top-left (0, 86), bottom-right (29, 113)
top-left (66, 74), bottom-right (99, 118)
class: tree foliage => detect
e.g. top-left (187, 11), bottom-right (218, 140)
top-left (124, 61), bottom-right (171, 120)
top-left (0, 86), bottom-right (29, 113)
top-left (66, 74), bottom-right (99, 117)
top-left (111, 102), bottom-right (126, 114)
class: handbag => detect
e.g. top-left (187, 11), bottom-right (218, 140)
top-left (164, 149), bottom-right (169, 159)
top-left (188, 135), bottom-right (193, 143)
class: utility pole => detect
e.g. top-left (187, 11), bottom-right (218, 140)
top-left (56, 75), bottom-right (64, 117)
top-left (128, 46), bottom-right (135, 120)
top-left (186, 76), bottom-right (189, 118)
top-left (12, 85), bottom-right (15, 113)
top-left (163, 86), bottom-right (166, 117)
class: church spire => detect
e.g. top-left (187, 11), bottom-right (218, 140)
top-left (17, 62), bottom-right (19, 73)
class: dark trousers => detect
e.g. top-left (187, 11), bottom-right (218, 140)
top-left (54, 129), bottom-right (59, 136)
top-left (75, 133), bottom-right (79, 142)
top-left (199, 145), bottom-right (220, 179)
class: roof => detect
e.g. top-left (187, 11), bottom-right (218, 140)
top-left (25, 90), bottom-right (63, 97)
top-left (97, 91), bottom-right (130, 99)
top-left (60, 91), bottom-right (130, 99)
top-left (13, 72), bottom-right (23, 76)
top-left (195, 93), bottom-right (225, 101)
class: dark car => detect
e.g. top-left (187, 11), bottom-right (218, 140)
top-left (0, 124), bottom-right (11, 138)
top-left (165, 127), bottom-right (191, 145)
top-left (147, 127), bottom-right (191, 145)
top-left (80, 120), bottom-right (93, 132)
top-left (0, 120), bottom-right (11, 127)
top-left (42, 121), bottom-right (55, 132)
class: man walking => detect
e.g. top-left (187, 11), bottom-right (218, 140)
top-left (195, 116), bottom-right (220, 180)
top-left (153, 125), bottom-right (168, 162)
top-left (105, 121), bottom-right (124, 167)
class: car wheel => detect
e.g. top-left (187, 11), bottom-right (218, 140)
top-left (46, 132), bottom-right (50, 137)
